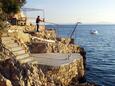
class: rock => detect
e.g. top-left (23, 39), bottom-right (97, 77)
top-left (79, 47), bottom-right (86, 69)
top-left (28, 42), bottom-right (47, 53)
top-left (5, 80), bottom-right (13, 86)
top-left (12, 31), bottom-right (31, 43)
top-left (0, 73), bottom-right (12, 86)
top-left (0, 25), bottom-right (97, 86)
top-left (33, 29), bottom-right (56, 40)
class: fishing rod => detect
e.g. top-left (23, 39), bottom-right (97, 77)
top-left (69, 22), bottom-right (81, 38)
top-left (44, 21), bottom-right (60, 26)
top-left (66, 22), bottom-right (81, 60)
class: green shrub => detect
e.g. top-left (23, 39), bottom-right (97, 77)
top-left (0, 0), bottom-right (26, 31)
top-left (0, 0), bottom-right (26, 14)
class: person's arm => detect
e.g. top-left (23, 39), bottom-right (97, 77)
top-left (40, 18), bottom-right (45, 22)
top-left (43, 18), bottom-right (45, 22)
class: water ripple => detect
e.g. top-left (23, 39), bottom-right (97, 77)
top-left (48, 25), bottom-right (115, 86)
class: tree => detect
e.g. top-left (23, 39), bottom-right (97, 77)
top-left (0, 0), bottom-right (26, 15)
top-left (0, 0), bottom-right (26, 31)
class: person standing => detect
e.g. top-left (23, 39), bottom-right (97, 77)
top-left (36, 16), bottom-right (44, 32)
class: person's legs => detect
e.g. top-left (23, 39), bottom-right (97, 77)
top-left (36, 23), bottom-right (39, 32)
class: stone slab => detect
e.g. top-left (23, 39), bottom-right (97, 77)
top-left (32, 53), bottom-right (82, 66)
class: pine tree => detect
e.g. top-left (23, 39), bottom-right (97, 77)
top-left (0, 0), bottom-right (26, 30)
top-left (0, 0), bottom-right (26, 14)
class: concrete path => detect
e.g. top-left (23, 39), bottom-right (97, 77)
top-left (32, 53), bottom-right (82, 66)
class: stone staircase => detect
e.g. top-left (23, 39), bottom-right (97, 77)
top-left (1, 36), bottom-right (37, 64)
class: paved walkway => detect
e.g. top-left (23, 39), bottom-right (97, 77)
top-left (32, 53), bottom-right (82, 66)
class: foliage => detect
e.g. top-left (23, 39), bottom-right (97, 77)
top-left (0, 0), bottom-right (26, 14)
top-left (0, 0), bottom-right (26, 31)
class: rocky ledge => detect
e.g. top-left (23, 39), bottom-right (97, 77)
top-left (0, 25), bottom-right (97, 86)
top-left (0, 58), bottom-right (97, 86)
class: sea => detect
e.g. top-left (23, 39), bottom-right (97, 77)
top-left (46, 24), bottom-right (115, 86)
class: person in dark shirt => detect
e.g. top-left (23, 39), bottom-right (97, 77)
top-left (36, 16), bottom-right (44, 32)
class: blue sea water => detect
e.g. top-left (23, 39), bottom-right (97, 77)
top-left (46, 24), bottom-right (115, 86)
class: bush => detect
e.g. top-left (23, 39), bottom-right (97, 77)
top-left (0, 0), bottom-right (26, 30)
top-left (0, 0), bottom-right (26, 14)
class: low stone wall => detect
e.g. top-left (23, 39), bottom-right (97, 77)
top-left (28, 42), bottom-right (80, 54)
top-left (38, 56), bottom-right (84, 86)
top-left (29, 42), bottom-right (47, 53)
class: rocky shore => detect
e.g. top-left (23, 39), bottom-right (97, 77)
top-left (0, 58), bottom-right (96, 86)
top-left (0, 24), bottom-right (97, 86)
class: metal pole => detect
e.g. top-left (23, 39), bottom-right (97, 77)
top-left (69, 22), bottom-right (81, 38)
top-left (43, 9), bottom-right (45, 20)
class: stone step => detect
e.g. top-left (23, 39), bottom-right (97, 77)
top-left (2, 40), bottom-right (15, 44)
top-left (2, 33), bottom-right (9, 37)
top-left (16, 54), bottom-right (29, 60)
top-left (19, 57), bottom-right (33, 63)
top-left (17, 56), bottom-right (38, 64)
top-left (7, 43), bottom-right (19, 48)
top-left (19, 56), bottom-right (31, 60)
top-left (16, 53), bottom-right (30, 60)
top-left (10, 47), bottom-right (24, 52)
top-left (13, 50), bottom-right (26, 56)
top-left (29, 60), bottom-right (38, 64)
top-left (1, 37), bottom-right (13, 40)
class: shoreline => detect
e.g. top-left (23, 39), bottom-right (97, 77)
top-left (0, 21), bottom-right (97, 86)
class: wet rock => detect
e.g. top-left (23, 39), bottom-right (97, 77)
top-left (79, 47), bottom-right (86, 69)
